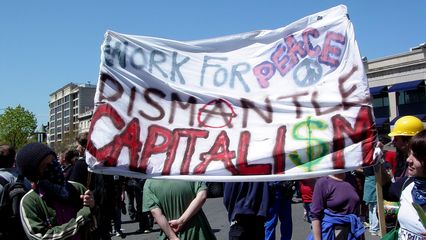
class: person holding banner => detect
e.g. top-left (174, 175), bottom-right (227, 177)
top-left (143, 179), bottom-right (216, 240)
top-left (308, 172), bottom-right (365, 240)
top-left (16, 143), bottom-right (96, 239)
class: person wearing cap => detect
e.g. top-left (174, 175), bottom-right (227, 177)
top-left (16, 142), bottom-right (96, 239)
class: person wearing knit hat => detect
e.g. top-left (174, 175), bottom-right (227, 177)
top-left (16, 142), bottom-right (55, 182)
top-left (16, 143), bottom-right (97, 239)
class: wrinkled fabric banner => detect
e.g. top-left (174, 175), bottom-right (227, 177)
top-left (86, 5), bottom-right (377, 181)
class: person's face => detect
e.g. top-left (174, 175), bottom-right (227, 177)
top-left (406, 150), bottom-right (426, 177)
top-left (76, 144), bottom-right (85, 157)
top-left (392, 136), bottom-right (410, 154)
top-left (59, 153), bottom-right (66, 165)
top-left (37, 154), bottom-right (55, 179)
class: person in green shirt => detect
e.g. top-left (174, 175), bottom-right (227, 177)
top-left (143, 179), bottom-right (216, 240)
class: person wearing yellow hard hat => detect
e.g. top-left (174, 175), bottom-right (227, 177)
top-left (388, 116), bottom-right (425, 178)
top-left (379, 117), bottom-right (425, 236)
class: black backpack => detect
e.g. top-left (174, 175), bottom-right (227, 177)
top-left (0, 175), bottom-right (28, 240)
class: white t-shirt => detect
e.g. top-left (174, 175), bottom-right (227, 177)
top-left (398, 182), bottom-right (426, 240)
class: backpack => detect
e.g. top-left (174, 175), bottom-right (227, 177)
top-left (0, 175), bottom-right (28, 240)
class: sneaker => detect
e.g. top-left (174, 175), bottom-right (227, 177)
top-left (363, 222), bottom-right (370, 228)
top-left (144, 228), bottom-right (152, 233)
top-left (370, 231), bottom-right (379, 236)
top-left (115, 230), bottom-right (125, 238)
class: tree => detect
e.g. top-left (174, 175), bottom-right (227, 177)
top-left (0, 105), bottom-right (37, 149)
top-left (52, 130), bottom-right (78, 153)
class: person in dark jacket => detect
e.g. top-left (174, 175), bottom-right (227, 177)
top-left (69, 132), bottom-right (89, 185)
top-left (223, 182), bottom-right (270, 240)
top-left (16, 143), bottom-right (96, 239)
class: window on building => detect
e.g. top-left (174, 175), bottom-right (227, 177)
top-left (64, 117), bottom-right (69, 124)
top-left (372, 94), bottom-right (389, 107)
top-left (50, 135), bottom-right (55, 141)
top-left (64, 109), bottom-right (70, 117)
top-left (57, 134), bottom-right (62, 140)
top-left (398, 88), bottom-right (426, 105)
top-left (65, 95), bottom-right (69, 102)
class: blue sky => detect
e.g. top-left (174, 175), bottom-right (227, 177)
top-left (1, 1), bottom-right (425, 127)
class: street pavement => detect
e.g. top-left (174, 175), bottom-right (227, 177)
top-left (113, 197), bottom-right (381, 240)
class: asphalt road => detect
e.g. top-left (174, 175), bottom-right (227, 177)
top-left (113, 197), bottom-right (381, 240)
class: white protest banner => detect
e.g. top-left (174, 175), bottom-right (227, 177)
top-left (86, 5), bottom-right (377, 181)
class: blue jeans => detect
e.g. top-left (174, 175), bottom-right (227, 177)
top-left (303, 202), bottom-right (312, 223)
top-left (265, 190), bottom-right (292, 240)
top-left (367, 202), bottom-right (379, 232)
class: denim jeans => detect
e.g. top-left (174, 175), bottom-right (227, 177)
top-left (367, 202), bottom-right (379, 232)
top-left (264, 190), bottom-right (292, 240)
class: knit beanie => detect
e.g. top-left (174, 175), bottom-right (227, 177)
top-left (16, 143), bottom-right (55, 182)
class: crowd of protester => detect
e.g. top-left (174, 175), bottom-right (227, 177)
top-left (0, 115), bottom-right (425, 239)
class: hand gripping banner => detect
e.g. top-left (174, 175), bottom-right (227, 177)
top-left (86, 5), bottom-right (378, 181)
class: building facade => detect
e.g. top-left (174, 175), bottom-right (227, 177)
top-left (367, 43), bottom-right (426, 138)
top-left (47, 83), bottom-right (96, 148)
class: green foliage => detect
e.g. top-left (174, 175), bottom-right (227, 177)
top-left (52, 131), bottom-right (78, 153)
top-left (0, 105), bottom-right (37, 149)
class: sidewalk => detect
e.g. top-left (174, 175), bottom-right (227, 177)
top-left (112, 198), bottom-right (381, 240)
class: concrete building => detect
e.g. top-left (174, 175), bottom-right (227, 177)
top-left (78, 109), bottom-right (94, 134)
top-left (366, 43), bottom-right (426, 138)
top-left (47, 83), bottom-right (96, 148)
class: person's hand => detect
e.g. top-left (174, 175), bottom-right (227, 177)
top-left (169, 218), bottom-right (184, 233)
top-left (81, 190), bottom-right (95, 208)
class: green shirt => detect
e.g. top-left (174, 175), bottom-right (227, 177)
top-left (143, 180), bottom-right (216, 240)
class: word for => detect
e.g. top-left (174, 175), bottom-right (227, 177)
top-left (252, 28), bottom-right (345, 88)
top-left (86, 104), bottom-right (375, 176)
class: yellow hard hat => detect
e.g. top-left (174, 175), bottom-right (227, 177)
top-left (388, 115), bottom-right (424, 137)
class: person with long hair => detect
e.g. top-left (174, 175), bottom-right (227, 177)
top-left (393, 129), bottom-right (426, 238)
